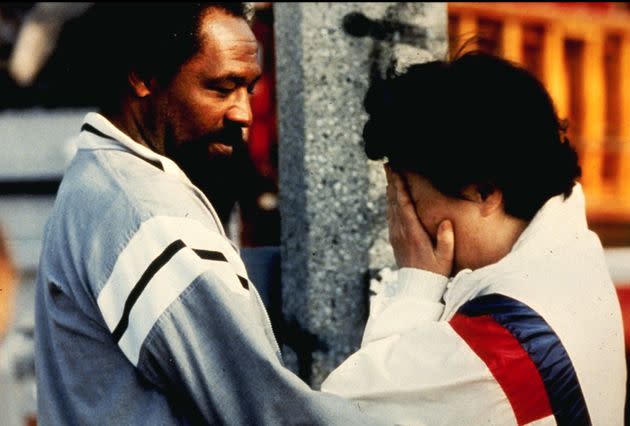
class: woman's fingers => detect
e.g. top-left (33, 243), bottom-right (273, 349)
top-left (384, 164), bottom-right (455, 276)
top-left (434, 220), bottom-right (455, 276)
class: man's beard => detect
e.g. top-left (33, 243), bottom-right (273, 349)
top-left (167, 126), bottom-right (247, 224)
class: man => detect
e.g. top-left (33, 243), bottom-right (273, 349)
top-left (35, 4), bottom-right (379, 424)
top-left (321, 52), bottom-right (627, 425)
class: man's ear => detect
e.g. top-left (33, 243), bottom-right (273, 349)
top-left (128, 70), bottom-right (153, 98)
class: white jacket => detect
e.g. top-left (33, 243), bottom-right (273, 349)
top-left (322, 184), bottom-right (626, 425)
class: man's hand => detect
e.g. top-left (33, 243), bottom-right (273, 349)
top-left (385, 164), bottom-right (455, 276)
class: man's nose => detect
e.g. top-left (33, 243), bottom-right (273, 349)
top-left (225, 88), bottom-right (253, 127)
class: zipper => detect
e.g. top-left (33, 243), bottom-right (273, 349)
top-left (179, 169), bottom-right (282, 355)
top-left (250, 282), bottom-right (282, 356)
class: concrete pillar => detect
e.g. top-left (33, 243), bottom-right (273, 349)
top-left (274, 2), bottom-right (447, 387)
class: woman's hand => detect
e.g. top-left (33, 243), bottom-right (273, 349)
top-left (385, 164), bottom-right (454, 277)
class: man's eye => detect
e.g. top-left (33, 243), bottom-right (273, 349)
top-left (206, 83), bottom-right (235, 94)
top-left (247, 84), bottom-right (256, 95)
top-left (212, 86), bottom-right (233, 94)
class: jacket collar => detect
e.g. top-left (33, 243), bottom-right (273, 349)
top-left (443, 184), bottom-right (589, 307)
top-left (77, 112), bottom-right (188, 180)
top-left (510, 183), bottom-right (587, 254)
top-left (76, 112), bottom-right (229, 238)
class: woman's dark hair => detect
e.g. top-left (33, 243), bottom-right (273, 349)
top-left (78, 3), bottom-right (251, 110)
top-left (363, 51), bottom-right (581, 220)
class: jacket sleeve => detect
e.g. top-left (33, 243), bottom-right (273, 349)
top-left (321, 268), bottom-right (519, 426)
top-left (93, 215), bottom-right (381, 425)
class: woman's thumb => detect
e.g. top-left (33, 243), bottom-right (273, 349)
top-left (435, 220), bottom-right (454, 272)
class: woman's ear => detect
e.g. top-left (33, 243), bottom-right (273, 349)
top-left (461, 183), bottom-right (503, 217)
top-left (479, 189), bottom-right (503, 217)
top-left (128, 70), bottom-right (152, 98)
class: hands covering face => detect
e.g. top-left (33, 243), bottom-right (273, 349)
top-left (385, 164), bottom-right (455, 277)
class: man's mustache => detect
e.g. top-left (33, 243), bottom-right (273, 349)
top-left (168, 126), bottom-right (245, 160)
top-left (187, 126), bottom-right (245, 150)
top-left (207, 126), bottom-right (245, 148)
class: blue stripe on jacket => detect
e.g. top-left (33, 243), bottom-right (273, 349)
top-left (457, 294), bottom-right (591, 426)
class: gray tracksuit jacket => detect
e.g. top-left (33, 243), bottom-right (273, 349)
top-left (35, 113), bottom-right (378, 425)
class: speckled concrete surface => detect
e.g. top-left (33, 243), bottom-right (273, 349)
top-left (275, 2), bottom-right (447, 387)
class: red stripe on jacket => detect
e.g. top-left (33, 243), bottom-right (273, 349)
top-left (450, 313), bottom-right (553, 425)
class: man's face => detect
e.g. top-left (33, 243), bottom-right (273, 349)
top-left (152, 10), bottom-right (261, 173)
top-left (402, 172), bottom-right (483, 273)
